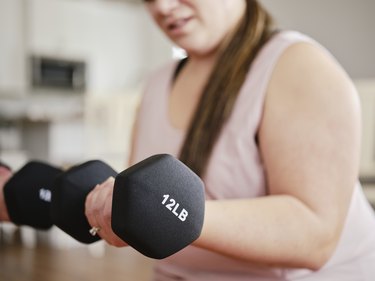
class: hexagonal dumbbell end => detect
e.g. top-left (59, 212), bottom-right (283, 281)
top-left (111, 154), bottom-right (205, 259)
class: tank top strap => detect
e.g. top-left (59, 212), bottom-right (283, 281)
top-left (231, 31), bottom-right (318, 130)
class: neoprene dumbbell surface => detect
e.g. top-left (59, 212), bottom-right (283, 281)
top-left (3, 161), bottom-right (62, 229)
top-left (51, 160), bottom-right (118, 244)
top-left (112, 154), bottom-right (205, 259)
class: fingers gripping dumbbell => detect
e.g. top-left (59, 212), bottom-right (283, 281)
top-left (50, 160), bottom-right (117, 244)
top-left (54, 154), bottom-right (205, 259)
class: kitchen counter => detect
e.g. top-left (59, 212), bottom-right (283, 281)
top-left (0, 94), bottom-right (84, 122)
top-left (0, 93), bottom-right (85, 165)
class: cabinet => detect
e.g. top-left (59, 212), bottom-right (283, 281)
top-left (27, 0), bottom-right (171, 93)
top-left (0, 0), bottom-right (27, 96)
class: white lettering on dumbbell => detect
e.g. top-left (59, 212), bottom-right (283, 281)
top-left (39, 188), bottom-right (51, 202)
top-left (162, 194), bottom-right (188, 222)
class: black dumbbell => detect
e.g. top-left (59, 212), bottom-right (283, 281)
top-left (3, 155), bottom-right (205, 259)
top-left (111, 154), bottom-right (205, 259)
top-left (3, 161), bottom-right (62, 229)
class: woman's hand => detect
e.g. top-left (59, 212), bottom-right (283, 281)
top-left (85, 177), bottom-right (127, 247)
top-left (0, 165), bottom-right (12, 221)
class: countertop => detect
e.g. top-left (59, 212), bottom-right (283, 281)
top-left (0, 94), bottom-right (84, 122)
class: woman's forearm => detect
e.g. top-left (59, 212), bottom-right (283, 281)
top-left (193, 195), bottom-right (341, 270)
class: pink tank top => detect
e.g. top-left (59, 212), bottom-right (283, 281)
top-left (132, 31), bottom-right (375, 280)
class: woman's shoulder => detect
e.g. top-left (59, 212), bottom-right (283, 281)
top-left (257, 30), bottom-right (320, 61)
top-left (248, 30), bottom-right (324, 84)
top-left (268, 31), bottom-right (354, 98)
top-left (145, 59), bottom-right (181, 85)
top-left (264, 30), bottom-right (359, 125)
top-left (271, 30), bottom-right (315, 43)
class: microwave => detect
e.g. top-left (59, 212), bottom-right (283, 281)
top-left (31, 56), bottom-right (86, 92)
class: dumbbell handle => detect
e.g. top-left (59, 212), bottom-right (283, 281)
top-left (50, 160), bottom-right (118, 244)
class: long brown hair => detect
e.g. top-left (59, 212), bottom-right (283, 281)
top-left (178, 0), bottom-right (274, 177)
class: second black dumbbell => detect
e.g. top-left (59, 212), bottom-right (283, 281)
top-left (2, 159), bottom-right (117, 243)
top-left (3, 161), bottom-right (62, 230)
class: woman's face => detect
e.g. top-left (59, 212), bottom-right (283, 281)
top-left (145, 0), bottom-right (246, 57)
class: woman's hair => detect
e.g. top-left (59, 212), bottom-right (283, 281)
top-left (179, 0), bottom-right (275, 177)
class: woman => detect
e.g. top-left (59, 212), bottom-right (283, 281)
top-left (85, 0), bottom-right (375, 279)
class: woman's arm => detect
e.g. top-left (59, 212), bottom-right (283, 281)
top-left (193, 42), bottom-right (361, 270)
top-left (0, 166), bottom-right (13, 221)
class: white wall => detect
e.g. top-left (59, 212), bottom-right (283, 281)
top-left (260, 0), bottom-right (375, 79)
top-left (1, 0), bottom-right (373, 95)
top-left (0, 0), bottom-right (27, 96)
top-left (27, 0), bottom-right (172, 95)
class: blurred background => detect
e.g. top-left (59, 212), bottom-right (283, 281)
top-left (0, 0), bottom-right (374, 280)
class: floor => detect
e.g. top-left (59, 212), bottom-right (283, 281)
top-left (0, 227), bottom-right (154, 281)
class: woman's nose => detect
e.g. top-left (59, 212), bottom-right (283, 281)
top-left (154, 0), bottom-right (179, 15)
